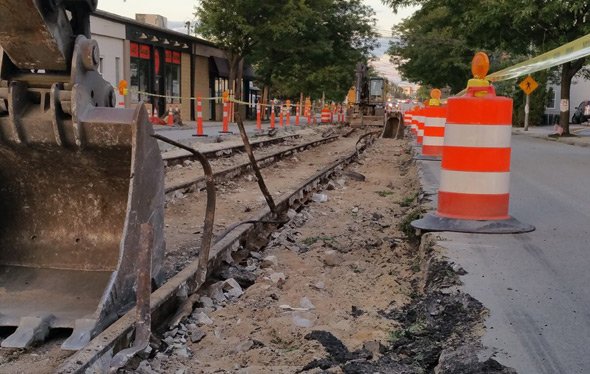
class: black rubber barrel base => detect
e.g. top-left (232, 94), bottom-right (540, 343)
top-left (414, 154), bottom-right (441, 161)
top-left (412, 213), bottom-right (535, 234)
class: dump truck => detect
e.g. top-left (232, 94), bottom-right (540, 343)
top-left (0, 0), bottom-right (165, 350)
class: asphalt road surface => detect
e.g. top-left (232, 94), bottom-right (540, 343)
top-left (421, 134), bottom-right (590, 374)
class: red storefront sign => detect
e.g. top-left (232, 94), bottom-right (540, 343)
top-left (139, 44), bottom-right (151, 60)
top-left (154, 49), bottom-right (160, 75)
top-left (172, 51), bottom-right (181, 65)
top-left (165, 50), bottom-right (172, 63)
top-left (130, 42), bottom-right (139, 58)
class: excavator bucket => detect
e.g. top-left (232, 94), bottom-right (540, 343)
top-left (0, 105), bottom-right (165, 350)
top-left (0, 0), bottom-right (165, 350)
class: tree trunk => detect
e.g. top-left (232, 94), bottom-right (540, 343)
top-left (559, 59), bottom-right (585, 135)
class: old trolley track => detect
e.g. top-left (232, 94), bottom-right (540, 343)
top-left (0, 128), bottom-right (378, 373)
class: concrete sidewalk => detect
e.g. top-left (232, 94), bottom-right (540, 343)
top-left (414, 135), bottom-right (590, 373)
top-left (513, 124), bottom-right (590, 148)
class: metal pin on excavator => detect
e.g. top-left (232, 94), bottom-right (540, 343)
top-left (0, 0), bottom-right (165, 350)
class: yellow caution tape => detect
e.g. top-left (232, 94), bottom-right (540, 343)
top-left (133, 90), bottom-right (317, 109)
top-left (487, 32), bottom-right (590, 82)
top-left (135, 90), bottom-right (221, 101)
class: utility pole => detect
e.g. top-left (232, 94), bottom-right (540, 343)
top-left (524, 94), bottom-right (530, 131)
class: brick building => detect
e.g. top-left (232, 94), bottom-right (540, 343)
top-left (90, 10), bottom-right (257, 122)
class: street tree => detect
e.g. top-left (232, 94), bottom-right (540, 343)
top-left (251, 0), bottom-right (377, 101)
top-left (383, 0), bottom-right (590, 134)
top-left (196, 0), bottom-right (377, 105)
top-left (194, 0), bottom-right (277, 103)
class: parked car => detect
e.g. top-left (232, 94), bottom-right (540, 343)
top-left (571, 101), bottom-right (590, 124)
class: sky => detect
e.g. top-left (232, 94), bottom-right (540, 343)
top-left (98, 0), bottom-right (417, 83)
top-left (98, 0), bottom-right (416, 37)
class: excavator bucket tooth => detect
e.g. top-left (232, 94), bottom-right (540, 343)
top-left (0, 104), bottom-right (165, 350)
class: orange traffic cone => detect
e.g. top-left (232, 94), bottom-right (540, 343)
top-left (167, 108), bottom-right (174, 126)
top-left (152, 107), bottom-right (159, 124)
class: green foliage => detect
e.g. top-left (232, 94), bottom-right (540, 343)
top-left (375, 190), bottom-right (395, 197)
top-left (383, 0), bottom-right (590, 133)
top-left (399, 208), bottom-right (422, 242)
top-left (510, 71), bottom-right (549, 127)
top-left (195, 0), bottom-right (378, 100)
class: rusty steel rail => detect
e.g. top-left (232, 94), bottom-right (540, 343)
top-left (162, 133), bottom-right (300, 167)
top-left (57, 132), bottom-right (379, 374)
top-left (164, 135), bottom-right (340, 195)
top-left (235, 113), bottom-right (278, 215)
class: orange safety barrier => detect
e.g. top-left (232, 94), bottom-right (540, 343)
top-left (167, 108), bottom-right (174, 126)
top-left (295, 104), bottom-right (300, 126)
top-left (441, 86), bottom-right (512, 220)
top-left (193, 96), bottom-right (207, 137)
top-left (412, 84), bottom-right (534, 234)
top-left (422, 106), bottom-right (447, 158)
top-left (403, 111), bottom-right (412, 127)
top-left (220, 100), bottom-right (231, 133)
top-left (416, 108), bottom-right (425, 144)
top-left (320, 107), bottom-right (331, 123)
top-left (270, 105), bottom-right (276, 129)
top-left (256, 103), bottom-right (262, 131)
top-left (279, 106), bottom-right (284, 127)
top-left (151, 107), bottom-right (159, 124)
top-left (286, 107), bottom-right (290, 126)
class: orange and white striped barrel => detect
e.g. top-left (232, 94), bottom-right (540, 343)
top-left (438, 87), bottom-right (512, 220)
top-left (321, 107), bottom-right (331, 123)
top-left (411, 109), bottom-right (421, 136)
top-left (422, 106), bottom-right (447, 157)
top-left (411, 109), bottom-right (422, 138)
top-left (416, 108), bottom-right (426, 145)
top-left (403, 111), bottom-right (412, 127)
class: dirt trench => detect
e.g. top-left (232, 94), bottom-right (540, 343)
top-left (130, 138), bottom-right (517, 374)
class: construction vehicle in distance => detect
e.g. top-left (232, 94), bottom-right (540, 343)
top-left (0, 0), bottom-right (165, 350)
top-left (348, 63), bottom-right (389, 128)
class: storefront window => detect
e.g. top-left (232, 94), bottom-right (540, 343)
top-left (215, 77), bottom-right (228, 103)
top-left (165, 51), bottom-right (181, 104)
top-left (129, 42), bottom-right (151, 104)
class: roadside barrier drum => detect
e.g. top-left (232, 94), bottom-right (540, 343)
top-left (410, 109), bottom-right (419, 136)
top-left (416, 108), bottom-right (425, 145)
top-left (404, 111), bottom-right (412, 127)
top-left (321, 107), bottom-right (331, 123)
top-left (422, 106), bottom-right (447, 157)
top-left (412, 85), bottom-right (534, 234)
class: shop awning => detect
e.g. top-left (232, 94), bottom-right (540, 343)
top-left (211, 56), bottom-right (230, 78)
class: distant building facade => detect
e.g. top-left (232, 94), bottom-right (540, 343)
top-left (90, 11), bottom-right (258, 121)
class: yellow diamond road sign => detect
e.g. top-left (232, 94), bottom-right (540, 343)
top-left (519, 76), bottom-right (539, 95)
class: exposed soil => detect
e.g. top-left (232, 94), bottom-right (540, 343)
top-left (0, 130), bottom-right (516, 374)
top-left (161, 127), bottom-right (362, 282)
top-left (132, 138), bottom-right (425, 373)
top-left (129, 138), bottom-right (516, 374)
